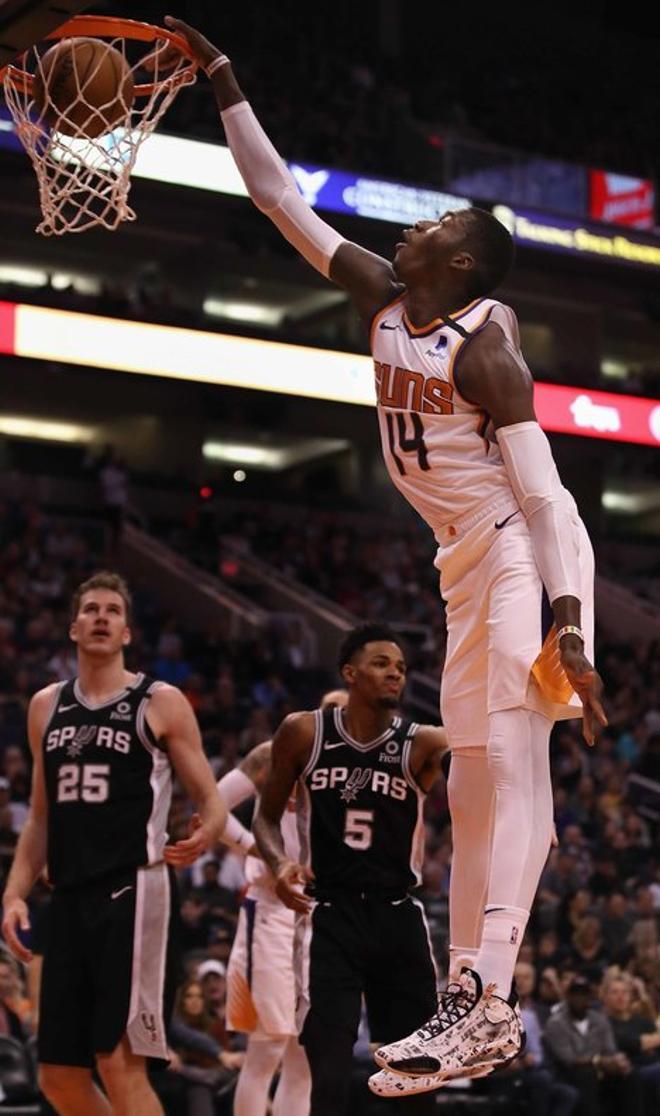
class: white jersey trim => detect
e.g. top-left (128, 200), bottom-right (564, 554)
top-left (73, 672), bottom-right (145, 711)
top-left (126, 862), bottom-right (170, 1059)
top-left (136, 687), bottom-right (172, 864)
top-left (333, 708), bottom-right (401, 752)
top-left (42, 681), bottom-right (67, 739)
top-left (301, 709), bottom-right (323, 779)
top-left (402, 726), bottom-right (426, 888)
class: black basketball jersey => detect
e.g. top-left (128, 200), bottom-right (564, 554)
top-left (297, 707), bottom-right (426, 893)
top-left (42, 673), bottom-right (172, 889)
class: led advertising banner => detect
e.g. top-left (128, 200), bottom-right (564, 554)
top-left (0, 301), bottom-right (658, 448)
top-left (493, 204), bottom-right (660, 270)
top-left (287, 163), bottom-right (471, 226)
top-left (589, 171), bottom-right (655, 230)
top-left (1, 109), bottom-right (659, 255)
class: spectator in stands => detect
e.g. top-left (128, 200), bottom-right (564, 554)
top-left (602, 973), bottom-right (660, 1086)
top-left (0, 954), bottom-right (31, 1039)
top-left (544, 975), bottom-right (643, 1116)
top-left (600, 893), bottom-right (634, 960)
top-left (196, 959), bottom-right (228, 1024)
top-left (570, 916), bottom-right (608, 976)
top-left (97, 445), bottom-right (130, 551)
top-left (513, 961), bottom-right (579, 1115)
top-left (536, 966), bottom-right (563, 1025)
top-left (170, 978), bottom-right (243, 1116)
top-left (629, 886), bottom-right (658, 959)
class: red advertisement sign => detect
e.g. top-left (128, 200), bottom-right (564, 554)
top-left (535, 383), bottom-right (660, 447)
top-left (0, 300), bottom-right (15, 354)
top-left (590, 170), bottom-right (655, 230)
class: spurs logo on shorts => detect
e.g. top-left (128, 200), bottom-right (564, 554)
top-left (140, 1012), bottom-right (159, 1043)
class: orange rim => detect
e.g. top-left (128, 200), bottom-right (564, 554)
top-left (0, 15), bottom-right (198, 96)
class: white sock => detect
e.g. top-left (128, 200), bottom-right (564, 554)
top-left (475, 907), bottom-right (529, 997)
top-left (475, 708), bottom-right (553, 998)
top-left (272, 1034), bottom-right (311, 1115)
top-left (448, 946), bottom-right (479, 983)
top-left (233, 1035), bottom-right (287, 1116)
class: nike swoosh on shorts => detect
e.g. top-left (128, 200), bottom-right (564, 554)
top-left (111, 886), bottom-right (133, 901)
top-left (494, 511), bottom-right (520, 530)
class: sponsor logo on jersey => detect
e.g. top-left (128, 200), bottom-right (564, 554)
top-left (323, 741), bottom-right (345, 750)
top-left (110, 700), bottom-right (132, 721)
top-left (379, 738), bottom-right (401, 764)
top-left (379, 321), bottom-right (400, 331)
top-left (58, 703), bottom-right (78, 713)
top-left (425, 335), bottom-right (448, 358)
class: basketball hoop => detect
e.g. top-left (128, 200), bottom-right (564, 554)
top-left (1, 16), bottom-right (199, 236)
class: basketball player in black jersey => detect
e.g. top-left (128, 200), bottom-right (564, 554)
top-left (1, 572), bottom-right (227, 1116)
top-left (253, 623), bottom-right (448, 1115)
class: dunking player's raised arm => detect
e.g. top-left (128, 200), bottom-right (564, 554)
top-left (164, 17), bottom-right (400, 322)
top-left (454, 317), bottom-right (607, 744)
top-left (252, 712), bottom-right (316, 914)
top-left (1, 685), bottom-right (56, 963)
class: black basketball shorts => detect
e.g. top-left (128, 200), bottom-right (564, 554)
top-left (296, 892), bottom-right (438, 1046)
top-left (38, 863), bottom-right (178, 1067)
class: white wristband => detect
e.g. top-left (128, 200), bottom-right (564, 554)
top-left (206, 54), bottom-right (230, 77)
top-left (223, 813), bottom-right (254, 853)
top-left (557, 625), bottom-right (584, 643)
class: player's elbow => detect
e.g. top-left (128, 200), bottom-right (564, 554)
top-left (251, 181), bottom-right (289, 215)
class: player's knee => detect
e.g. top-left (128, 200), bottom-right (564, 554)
top-left (39, 1063), bottom-right (91, 1100)
top-left (97, 1044), bottom-right (148, 1098)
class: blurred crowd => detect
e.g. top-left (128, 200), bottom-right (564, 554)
top-left (0, 497), bottom-right (658, 1114)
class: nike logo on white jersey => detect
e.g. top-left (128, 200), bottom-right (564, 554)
top-left (324, 741), bottom-right (345, 750)
top-left (379, 322), bottom-right (399, 331)
top-left (58, 703), bottom-right (78, 713)
top-left (111, 886), bottom-right (133, 901)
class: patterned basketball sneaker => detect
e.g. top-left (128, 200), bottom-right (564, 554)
top-left (374, 968), bottom-right (524, 1081)
top-left (369, 1066), bottom-right (447, 1097)
top-left (374, 968), bottom-right (481, 1075)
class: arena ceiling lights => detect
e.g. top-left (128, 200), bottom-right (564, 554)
top-left (1, 300), bottom-right (659, 449)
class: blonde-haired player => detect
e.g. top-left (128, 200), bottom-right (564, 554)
top-left (169, 17), bottom-right (607, 1098)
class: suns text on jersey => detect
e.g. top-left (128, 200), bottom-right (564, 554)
top-left (374, 361), bottom-right (454, 414)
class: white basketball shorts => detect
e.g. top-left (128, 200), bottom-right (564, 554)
top-left (226, 890), bottom-right (297, 1037)
top-left (435, 498), bottom-right (595, 749)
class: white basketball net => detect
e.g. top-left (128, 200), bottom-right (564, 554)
top-left (3, 33), bottom-right (196, 236)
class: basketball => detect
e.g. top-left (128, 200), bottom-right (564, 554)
top-left (33, 37), bottom-right (135, 139)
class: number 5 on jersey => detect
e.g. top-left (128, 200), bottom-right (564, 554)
top-left (344, 808), bottom-right (374, 850)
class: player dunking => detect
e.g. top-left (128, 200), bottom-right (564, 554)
top-left (252, 625), bottom-right (448, 1115)
top-left (1, 572), bottom-right (227, 1116)
top-left (168, 16), bottom-right (607, 1095)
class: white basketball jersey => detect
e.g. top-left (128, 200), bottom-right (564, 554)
top-left (245, 794), bottom-right (299, 897)
top-left (372, 294), bottom-right (520, 534)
